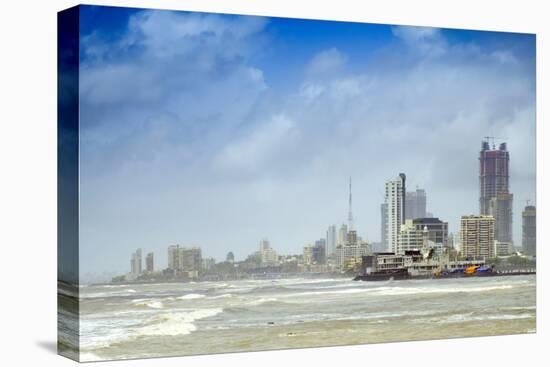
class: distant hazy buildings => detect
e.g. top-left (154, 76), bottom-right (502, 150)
top-left (314, 239), bottom-right (327, 265)
top-left (405, 188), bottom-right (427, 220)
top-left (494, 241), bottom-right (514, 257)
top-left (479, 140), bottom-right (513, 244)
top-left (490, 193), bottom-right (514, 243)
top-left (326, 225), bottom-right (337, 256)
top-left (226, 251), bottom-right (235, 263)
top-left (398, 220), bottom-right (425, 254)
top-left (335, 241), bottom-right (370, 270)
top-left (202, 257), bottom-right (216, 271)
top-left (337, 224), bottom-right (348, 247)
top-left (460, 215), bottom-right (495, 259)
top-left (259, 239), bottom-right (278, 265)
top-left (168, 245), bottom-right (202, 273)
top-left (145, 252), bottom-right (154, 272)
top-left (303, 242), bottom-right (326, 265)
top-left (130, 248), bottom-right (142, 275)
top-left (449, 232), bottom-right (462, 253)
top-left (412, 217), bottom-right (448, 248)
top-left (522, 205), bottom-right (536, 256)
top-left (384, 173), bottom-right (406, 253)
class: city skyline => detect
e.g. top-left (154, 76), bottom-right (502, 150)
top-left (77, 6), bottom-right (536, 277)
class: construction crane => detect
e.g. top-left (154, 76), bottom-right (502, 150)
top-left (483, 136), bottom-right (508, 150)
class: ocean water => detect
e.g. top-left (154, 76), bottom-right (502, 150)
top-left (70, 275), bottom-right (536, 361)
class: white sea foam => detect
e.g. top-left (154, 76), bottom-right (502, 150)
top-left (177, 294), bottom-right (206, 300)
top-left (132, 299), bottom-right (164, 309)
top-left (436, 313), bottom-right (535, 324)
top-left (375, 284), bottom-right (515, 296)
top-left (247, 297), bottom-right (278, 306)
top-left (212, 293), bottom-right (233, 299)
top-left (136, 308), bottom-right (223, 337)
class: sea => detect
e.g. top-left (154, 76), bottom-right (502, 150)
top-left (66, 275), bottom-right (536, 361)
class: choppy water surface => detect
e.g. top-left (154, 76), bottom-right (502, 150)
top-left (73, 275), bottom-right (536, 361)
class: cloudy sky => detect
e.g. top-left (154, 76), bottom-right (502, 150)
top-left (77, 5), bottom-right (536, 276)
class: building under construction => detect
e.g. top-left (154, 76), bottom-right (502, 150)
top-left (479, 138), bottom-right (513, 245)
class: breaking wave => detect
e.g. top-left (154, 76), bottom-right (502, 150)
top-left (177, 294), bottom-right (206, 300)
top-left (132, 299), bottom-right (164, 309)
top-left (136, 308), bottom-right (223, 337)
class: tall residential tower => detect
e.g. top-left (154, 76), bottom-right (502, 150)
top-left (384, 173), bottom-right (406, 253)
top-left (326, 225), bottom-right (337, 256)
top-left (405, 188), bottom-right (427, 220)
top-left (522, 205), bottom-right (536, 257)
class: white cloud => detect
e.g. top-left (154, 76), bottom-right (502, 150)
top-left (77, 15), bottom-right (535, 274)
top-left (392, 25), bottom-right (446, 57)
top-left (306, 48), bottom-right (348, 76)
top-left (213, 114), bottom-right (299, 173)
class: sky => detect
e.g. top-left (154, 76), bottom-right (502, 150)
top-left (77, 5), bottom-right (536, 278)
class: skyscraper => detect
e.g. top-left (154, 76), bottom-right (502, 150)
top-left (130, 248), bottom-right (142, 275)
top-left (145, 252), bottom-right (154, 272)
top-left (259, 239), bottom-right (278, 265)
top-left (479, 140), bottom-right (513, 244)
top-left (167, 245), bottom-right (202, 272)
top-left (380, 203), bottom-right (388, 249)
top-left (460, 215), bottom-right (495, 259)
top-left (384, 173), bottom-right (406, 253)
top-left (522, 205), bottom-right (536, 256)
top-left (348, 177), bottom-right (354, 230)
top-left (337, 224), bottom-right (348, 247)
top-left (398, 220), bottom-right (425, 254)
top-left (405, 188), bottom-right (427, 220)
top-left (326, 225), bottom-right (337, 256)
top-left (490, 193), bottom-right (514, 243)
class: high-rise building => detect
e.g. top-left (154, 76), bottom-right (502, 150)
top-left (167, 245), bottom-right (202, 272)
top-left (202, 257), bottom-right (216, 271)
top-left (449, 232), bottom-right (462, 253)
top-left (398, 220), bottom-right (425, 254)
top-left (130, 248), bottom-right (142, 275)
top-left (522, 205), bottom-right (536, 256)
top-left (315, 238), bottom-right (327, 258)
top-left (348, 177), bottom-right (354, 230)
top-left (460, 215), bottom-right (495, 259)
top-left (326, 225), bottom-right (337, 256)
top-left (179, 247), bottom-right (202, 271)
top-left (259, 239), bottom-right (278, 265)
top-left (346, 230), bottom-right (358, 246)
top-left (405, 188), bottom-right (427, 220)
top-left (304, 242), bottom-right (326, 265)
top-left (337, 224), bottom-right (348, 247)
top-left (479, 140), bottom-right (513, 244)
top-left (335, 242), bottom-right (371, 268)
top-left (380, 203), bottom-right (388, 248)
top-left (412, 217), bottom-right (448, 247)
top-left (259, 238), bottom-right (270, 252)
top-left (490, 193), bottom-right (514, 243)
top-left (303, 244), bottom-right (314, 265)
top-left (145, 252), bottom-right (154, 272)
top-left (384, 173), bottom-right (406, 253)
top-left (167, 245), bottom-right (179, 270)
